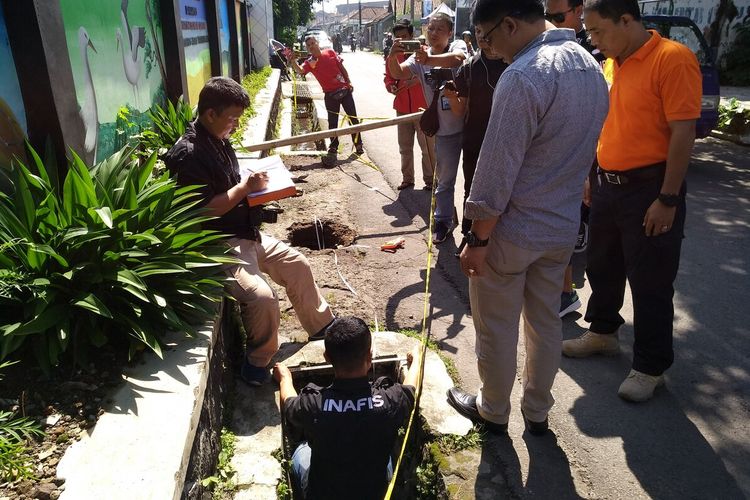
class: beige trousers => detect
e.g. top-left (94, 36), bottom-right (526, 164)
top-left (226, 235), bottom-right (334, 367)
top-left (397, 111), bottom-right (436, 186)
top-left (469, 238), bottom-right (571, 424)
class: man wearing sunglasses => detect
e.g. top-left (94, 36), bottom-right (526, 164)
top-left (446, 0), bottom-right (608, 436)
top-left (545, 0), bottom-right (603, 60)
top-left (544, 0), bottom-right (605, 319)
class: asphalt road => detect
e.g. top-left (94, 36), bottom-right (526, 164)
top-left (338, 48), bottom-right (750, 499)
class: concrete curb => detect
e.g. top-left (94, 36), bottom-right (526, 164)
top-left (710, 129), bottom-right (750, 146)
top-left (57, 320), bottom-right (218, 500)
top-left (239, 68), bottom-right (282, 159)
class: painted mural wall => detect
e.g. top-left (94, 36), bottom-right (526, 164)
top-left (219, 0), bottom-right (232, 76)
top-left (180, 0), bottom-right (212, 104)
top-left (60, 0), bottom-right (168, 164)
top-left (639, 0), bottom-right (748, 59)
top-left (0, 6), bottom-right (27, 168)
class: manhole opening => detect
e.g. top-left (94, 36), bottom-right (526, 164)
top-left (291, 100), bottom-right (326, 151)
top-left (280, 357), bottom-right (434, 499)
top-left (287, 219), bottom-right (357, 250)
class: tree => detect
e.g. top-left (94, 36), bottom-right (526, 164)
top-left (274, 0), bottom-right (319, 46)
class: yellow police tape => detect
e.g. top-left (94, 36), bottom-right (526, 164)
top-left (290, 71), bottom-right (439, 498)
top-left (383, 142), bottom-right (437, 500)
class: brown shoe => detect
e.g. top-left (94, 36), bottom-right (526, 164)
top-left (562, 330), bottom-right (619, 358)
top-left (397, 181), bottom-right (415, 190)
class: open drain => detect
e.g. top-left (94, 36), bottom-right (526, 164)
top-left (287, 219), bottom-right (357, 250)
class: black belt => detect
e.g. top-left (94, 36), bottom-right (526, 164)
top-left (598, 162), bottom-right (666, 185)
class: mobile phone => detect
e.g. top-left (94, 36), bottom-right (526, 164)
top-left (401, 40), bottom-right (422, 53)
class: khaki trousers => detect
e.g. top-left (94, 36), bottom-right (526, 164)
top-left (469, 238), bottom-right (571, 424)
top-left (226, 235), bottom-right (334, 367)
top-left (396, 111), bottom-right (436, 186)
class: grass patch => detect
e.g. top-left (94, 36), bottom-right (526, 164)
top-left (272, 447), bottom-right (293, 500)
top-left (232, 66), bottom-right (274, 144)
top-left (200, 428), bottom-right (237, 499)
top-left (398, 329), bottom-right (460, 385)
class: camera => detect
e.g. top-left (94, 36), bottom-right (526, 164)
top-left (400, 40), bottom-right (422, 54)
top-left (425, 68), bottom-right (454, 90)
top-left (261, 204), bottom-right (284, 224)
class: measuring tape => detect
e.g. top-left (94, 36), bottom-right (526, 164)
top-left (383, 141), bottom-right (437, 499)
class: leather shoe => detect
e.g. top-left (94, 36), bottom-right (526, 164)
top-left (521, 409), bottom-right (548, 436)
top-left (446, 388), bottom-right (507, 435)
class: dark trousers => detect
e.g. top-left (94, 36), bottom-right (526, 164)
top-left (584, 169), bottom-right (686, 376)
top-left (461, 147), bottom-right (480, 235)
top-left (324, 90), bottom-right (362, 152)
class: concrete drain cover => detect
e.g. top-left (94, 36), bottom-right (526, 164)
top-left (287, 219), bottom-right (357, 250)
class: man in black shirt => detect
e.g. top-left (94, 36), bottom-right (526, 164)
top-left (544, 0), bottom-right (605, 62)
top-left (165, 77), bottom-right (334, 386)
top-left (544, 0), bottom-right (606, 317)
top-left (274, 316), bottom-right (420, 499)
top-left (443, 28), bottom-right (508, 250)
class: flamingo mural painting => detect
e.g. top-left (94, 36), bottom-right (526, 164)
top-left (60, 0), bottom-right (167, 163)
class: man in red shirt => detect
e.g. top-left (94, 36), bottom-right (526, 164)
top-left (384, 18), bottom-right (435, 190)
top-left (288, 35), bottom-right (365, 164)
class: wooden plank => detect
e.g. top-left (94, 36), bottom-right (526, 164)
top-left (240, 110), bottom-right (424, 152)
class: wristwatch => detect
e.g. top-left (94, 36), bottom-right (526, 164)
top-left (658, 193), bottom-right (682, 207)
top-left (466, 231), bottom-right (489, 247)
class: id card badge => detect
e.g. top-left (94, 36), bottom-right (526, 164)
top-left (441, 95), bottom-right (451, 110)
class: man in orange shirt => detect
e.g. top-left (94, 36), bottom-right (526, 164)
top-left (562, 0), bottom-right (701, 402)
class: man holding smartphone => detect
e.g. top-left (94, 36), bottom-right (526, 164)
top-left (387, 13), bottom-right (467, 244)
top-left (384, 18), bottom-right (435, 191)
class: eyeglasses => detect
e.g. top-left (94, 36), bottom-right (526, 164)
top-left (480, 18), bottom-right (504, 44)
top-left (544, 7), bottom-right (574, 24)
top-left (480, 11), bottom-right (522, 44)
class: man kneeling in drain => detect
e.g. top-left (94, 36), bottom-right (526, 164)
top-left (274, 316), bottom-right (421, 499)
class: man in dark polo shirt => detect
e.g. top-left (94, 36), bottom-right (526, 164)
top-left (545, 0), bottom-right (606, 319)
top-left (443, 26), bottom-right (508, 253)
top-left (562, 0), bottom-right (702, 402)
top-left (165, 77), bottom-right (334, 386)
top-left (274, 316), bottom-right (419, 499)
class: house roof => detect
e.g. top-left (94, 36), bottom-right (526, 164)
top-left (342, 7), bottom-right (389, 22)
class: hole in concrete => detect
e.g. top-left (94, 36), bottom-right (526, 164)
top-left (287, 219), bottom-right (357, 250)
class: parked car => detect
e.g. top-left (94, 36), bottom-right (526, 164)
top-left (642, 15), bottom-right (720, 138)
top-left (302, 30), bottom-right (334, 51)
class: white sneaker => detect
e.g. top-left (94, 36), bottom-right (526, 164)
top-left (562, 330), bottom-right (619, 357)
top-left (618, 369), bottom-right (664, 402)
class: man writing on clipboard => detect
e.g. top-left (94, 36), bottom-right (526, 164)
top-left (165, 77), bottom-right (335, 387)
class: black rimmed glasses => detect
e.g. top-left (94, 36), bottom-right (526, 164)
top-left (544, 7), bottom-right (574, 24)
top-left (480, 18), bottom-right (504, 44)
top-left (480, 11), bottom-right (523, 44)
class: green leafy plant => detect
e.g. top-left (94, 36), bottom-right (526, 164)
top-left (137, 96), bottom-right (195, 157)
top-left (271, 447), bottom-right (292, 500)
top-left (231, 66), bottom-right (273, 146)
top-left (0, 361), bottom-right (44, 481)
top-left (0, 145), bottom-right (234, 372)
top-left (718, 98), bottom-right (750, 134)
top-left (201, 428), bottom-right (237, 498)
